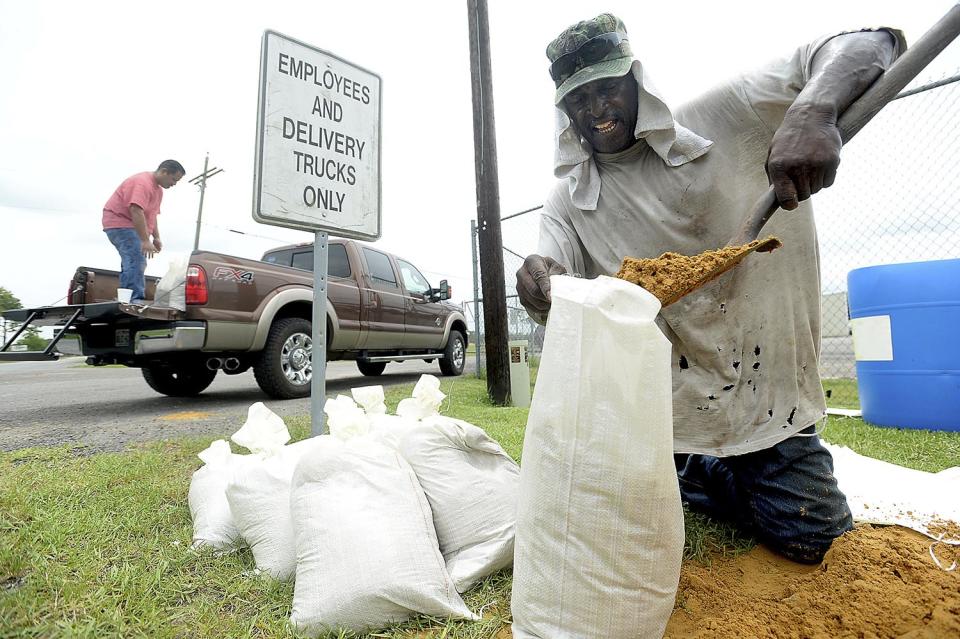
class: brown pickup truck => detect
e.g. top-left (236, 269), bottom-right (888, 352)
top-left (0, 239), bottom-right (469, 399)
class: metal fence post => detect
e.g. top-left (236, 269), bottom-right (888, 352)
top-left (471, 219), bottom-right (482, 378)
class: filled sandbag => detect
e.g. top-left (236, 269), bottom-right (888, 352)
top-left (225, 437), bottom-right (330, 581)
top-left (191, 402), bottom-right (289, 551)
top-left (289, 438), bottom-right (476, 635)
top-left (368, 413), bottom-right (420, 449)
top-left (511, 275), bottom-right (684, 639)
top-left (399, 415), bottom-right (520, 592)
top-left (230, 401), bottom-right (290, 453)
top-left (325, 395), bottom-right (371, 440)
top-left (396, 375), bottom-right (446, 420)
top-left (188, 439), bottom-right (250, 550)
top-left (352, 385), bottom-right (387, 415)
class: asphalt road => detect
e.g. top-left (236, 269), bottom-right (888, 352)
top-left (0, 357), bottom-right (474, 452)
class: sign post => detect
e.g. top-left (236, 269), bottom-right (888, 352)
top-left (253, 30), bottom-right (381, 436)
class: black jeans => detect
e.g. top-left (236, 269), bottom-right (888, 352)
top-left (674, 426), bottom-right (853, 564)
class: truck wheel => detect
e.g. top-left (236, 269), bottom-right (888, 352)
top-left (357, 360), bottom-right (387, 376)
top-left (142, 364), bottom-right (217, 397)
top-left (254, 317), bottom-right (313, 399)
top-left (439, 331), bottom-right (466, 376)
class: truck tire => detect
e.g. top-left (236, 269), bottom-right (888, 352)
top-left (439, 331), bottom-right (466, 376)
top-left (357, 360), bottom-right (387, 376)
top-left (254, 317), bottom-right (313, 399)
top-left (141, 364), bottom-right (217, 397)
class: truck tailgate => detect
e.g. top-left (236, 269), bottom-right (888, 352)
top-left (4, 301), bottom-right (183, 326)
top-left (1, 301), bottom-right (188, 362)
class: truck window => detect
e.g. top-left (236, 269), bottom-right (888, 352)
top-left (292, 251), bottom-right (313, 271)
top-left (263, 249), bottom-right (293, 266)
top-left (328, 244), bottom-right (351, 278)
top-left (291, 244), bottom-right (351, 278)
top-left (396, 259), bottom-right (431, 296)
top-left (362, 247), bottom-right (397, 286)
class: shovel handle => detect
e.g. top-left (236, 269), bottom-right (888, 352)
top-left (729, 3), bottom-right (960, 247)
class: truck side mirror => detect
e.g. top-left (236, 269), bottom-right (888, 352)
top-left (439, 280), bottom-right (450, 301)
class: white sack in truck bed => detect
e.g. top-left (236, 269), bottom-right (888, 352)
top-left (511, 275), bottom-right (684, 639)
top-left (152, 254), bottom-right (189, 310)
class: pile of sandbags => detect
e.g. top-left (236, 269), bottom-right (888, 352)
top-left (186, 375), bottom-right (520, 636)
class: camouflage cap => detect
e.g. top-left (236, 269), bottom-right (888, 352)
top-left (547, 13), bottom-right (633, 105)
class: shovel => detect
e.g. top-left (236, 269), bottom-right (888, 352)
top-left (618, 4), bottom-right (960, 307)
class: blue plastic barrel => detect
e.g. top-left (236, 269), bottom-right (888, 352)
top-left (847, 258), bottom-right (960, 431)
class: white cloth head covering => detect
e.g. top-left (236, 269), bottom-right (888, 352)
top-left (554, 60), bottom-right (713, 211)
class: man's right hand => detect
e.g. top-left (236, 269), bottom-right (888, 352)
top-left (140, 239), bottom-right (157, 259)
top-left (516, 254), bottom-right (567, 317)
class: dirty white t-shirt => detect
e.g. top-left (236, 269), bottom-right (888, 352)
top-left (537, 32), bottom-right (903, 456)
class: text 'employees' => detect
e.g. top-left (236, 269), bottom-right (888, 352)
top-left (277, 52), bottom-right (371, 105)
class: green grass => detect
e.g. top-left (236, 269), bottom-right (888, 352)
top-left (822, 377), bottom-right (860, 409)
top-left (821, 416), bottom-right (960, 473)
top-left (2, 374), bottom-right (958, 638)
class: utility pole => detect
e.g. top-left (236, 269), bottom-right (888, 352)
top-left (467, 0), bottom-right (510, 404)
top-left (189, 154), bottom-right (224, 251)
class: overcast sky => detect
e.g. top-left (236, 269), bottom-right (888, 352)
top-left (1, 0), bottom-right (957, 312)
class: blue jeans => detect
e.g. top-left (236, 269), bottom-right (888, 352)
top-left (104, 228), bottom-right (147, 302)
top-left (675, 426), bottom-right (853, 564)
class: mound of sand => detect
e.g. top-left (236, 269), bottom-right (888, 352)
top-left (664, 524), bottom-right (960, 639)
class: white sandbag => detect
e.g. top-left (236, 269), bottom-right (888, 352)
top-left (368, 413), bottom-right (421, 449)
top-left (225, 437), bottom-right (332, 580)
top-left (352, 385), bottom-right (387, 415)
top-left (290, 438), bottom-right (476, 635)
top-left (396, 374), bottom-right (446, 420)
top-left (152, 253), bottom-right (189, 310)
top-left (511, 275), bottom-right (684, 639)
top-left (400, 415), bottom-right (520, 592)
top-left (231, 402), bottom-right (290, 454)
top-left (188, 439), bottom-right (249, 550)
top-left (325, 395), bottom-right (371, 441)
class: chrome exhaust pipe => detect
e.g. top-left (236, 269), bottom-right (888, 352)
top-left (223, 357), bottom-right (241, 372)
top-left (206, 357), bottom-right (223, 371)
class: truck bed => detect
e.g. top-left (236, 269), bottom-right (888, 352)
top-left (70, 267), bottom-right (161, 305)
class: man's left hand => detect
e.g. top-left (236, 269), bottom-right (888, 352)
top-left (766, 104), bottom-right (842, 210)
top-left (153, 238), bottom-right (163, 252)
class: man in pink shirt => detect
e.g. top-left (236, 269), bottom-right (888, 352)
top-left (102, 160), bottom-right (185, 302)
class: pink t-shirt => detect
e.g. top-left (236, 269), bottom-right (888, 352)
top-left (102, 172), bottom-right (163, 233)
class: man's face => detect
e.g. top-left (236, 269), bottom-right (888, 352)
top-left (157, 170), bottom-right (184, 189)
top-left (563, 72), bottom-right (638, 154)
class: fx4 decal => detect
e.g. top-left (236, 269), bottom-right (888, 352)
top-left (212, 266), bottom-right (255, 285)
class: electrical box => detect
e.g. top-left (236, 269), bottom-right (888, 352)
top-left (509, 340), bottom-right (530, 408)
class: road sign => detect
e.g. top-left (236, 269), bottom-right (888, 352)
top-left (253, 31), bottom-right (382, 436)
top-left (253, 30), bottom-right (382, 240)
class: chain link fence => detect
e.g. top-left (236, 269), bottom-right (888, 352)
top-left (815, 67), bottom-right (960, 408)
top-left (470, 67), bottom-right (960, 404)
top-left (466, 210), bottom-right (543, 377)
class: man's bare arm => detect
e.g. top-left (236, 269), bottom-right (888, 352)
top-left (129, 204), bottom-right (157, 257)
top-left (767, 31), bottom-right (897, 209)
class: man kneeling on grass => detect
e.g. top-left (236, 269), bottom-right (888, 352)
top-left (517, 13), bottom-right (903, 563)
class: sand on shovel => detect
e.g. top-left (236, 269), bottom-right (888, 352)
top-left (616, 236), bottom-right (783, 307)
